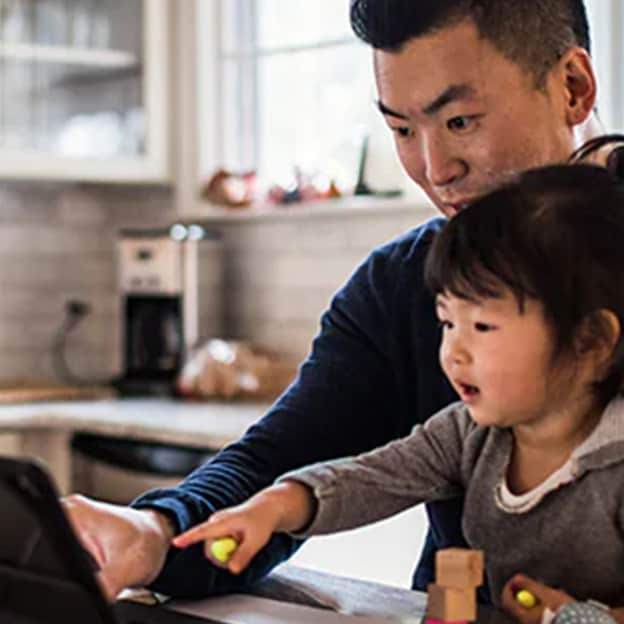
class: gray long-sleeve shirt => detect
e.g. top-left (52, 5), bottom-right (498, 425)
top-left (280, 399), bottom-right (624, 606)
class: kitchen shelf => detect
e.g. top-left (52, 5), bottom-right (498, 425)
top-left (190, 194), bottom-right (436, 223)
top-left (0, 42), bottom-right (138, 68)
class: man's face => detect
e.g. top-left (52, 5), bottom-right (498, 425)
top-left (374, 19), bottom-right (574, 218)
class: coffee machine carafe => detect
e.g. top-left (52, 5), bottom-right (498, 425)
top-left (114, 224), bottom-right (214, 395)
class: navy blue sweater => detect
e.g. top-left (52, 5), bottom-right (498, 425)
top-left (133, 216), bottom-right (467, 598)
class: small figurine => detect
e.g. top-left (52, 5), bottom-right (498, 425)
top-left (200, 169), bottom-right (256, 208)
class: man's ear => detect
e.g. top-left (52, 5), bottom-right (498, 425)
top-left (575, 309), bottom-right (621, 378)
top-left (557, 47), bottom-right (597, 127)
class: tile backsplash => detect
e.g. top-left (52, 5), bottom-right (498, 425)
top-left (212, 204), bottom-right (436, 363)
top-left (0, 182), bottom-right (173, 384)
top-left (0, 183), bottom-right (435, 385)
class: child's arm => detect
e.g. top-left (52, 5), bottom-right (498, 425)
top-left (171, 480), bottom-right (316, 574)
top-left (174, 406), bottom-right (468, 575)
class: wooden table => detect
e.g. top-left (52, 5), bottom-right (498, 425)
top-left (168, 564), bottom-right (514, 623)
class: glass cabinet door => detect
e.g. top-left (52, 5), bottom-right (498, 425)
top-left (0, 0), bottom-right (169, 182)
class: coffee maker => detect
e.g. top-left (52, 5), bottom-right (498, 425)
top-left (113, 224), bottom-right (222, 395)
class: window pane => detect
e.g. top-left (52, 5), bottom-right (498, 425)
top-left (257, 0), bottom-right (353, 50)
top-left (220, 0), bottom-right (249, 55)
top-left (221, 57), bottom-right (257, 170)
top-left (257, 43), bottom-right (373, 190)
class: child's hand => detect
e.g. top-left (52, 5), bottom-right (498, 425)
top-left (501, 573), bottom-right (574, 624)
top-left (171, 496), bottom-right (280, 574)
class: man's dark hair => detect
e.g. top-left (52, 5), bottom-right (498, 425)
top-left (350, 0), bottom-right (590, 88)
top-left (425, 164), bottom-right (624, 405)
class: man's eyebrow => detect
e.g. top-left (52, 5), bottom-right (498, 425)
top-left (422, 83), bottom-right (476, 117)
top-left (377, 83), bottom-right (477, 121)
top-left (376, 100), bottom-right (409, 120)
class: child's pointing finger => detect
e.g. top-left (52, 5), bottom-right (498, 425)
top-left (172, 518), bottom-right (227, 549)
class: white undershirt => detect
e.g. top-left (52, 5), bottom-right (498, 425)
top-left (496, 458), bottom-right (577, 513)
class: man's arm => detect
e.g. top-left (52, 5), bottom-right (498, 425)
top-left (132, 243), bottom-right (407, 597)
top-left (65, 218), bottom-right (454, 599)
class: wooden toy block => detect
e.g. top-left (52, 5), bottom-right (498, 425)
top-left (435, 548), bottom-right (484, 589)
top-left (426, 583), bottom-right (477, 622)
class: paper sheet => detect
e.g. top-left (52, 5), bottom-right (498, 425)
top-left (168, 593), bottom-right (421, 624)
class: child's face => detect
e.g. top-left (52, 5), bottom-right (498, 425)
top-left (436, 289), bottom-right (579, 428)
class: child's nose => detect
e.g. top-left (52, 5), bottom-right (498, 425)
top-left (441, 334), bottom-right (471, 368)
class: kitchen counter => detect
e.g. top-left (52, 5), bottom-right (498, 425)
top-left (0, 398), bottom-right (269, 447)
top-left (0, 398), bottom-right (269, 494)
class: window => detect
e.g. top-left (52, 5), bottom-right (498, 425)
top-left (199, 1), bottom-right (624, 200)
top-left (585, 0), bottom-right (624, 132)
top-left (207, 0), bottom-right (377, 192)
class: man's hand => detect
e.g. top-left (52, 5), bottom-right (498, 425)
top-left (62, 494), bottom-right (174, 601)
top-left (501, 573), bottom-right (574, 624)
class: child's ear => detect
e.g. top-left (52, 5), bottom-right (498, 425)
top-left (575, 309), bottom-right (621, 376)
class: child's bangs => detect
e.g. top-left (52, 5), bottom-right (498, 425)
top-left (425, 224), bottom-right (535, 309)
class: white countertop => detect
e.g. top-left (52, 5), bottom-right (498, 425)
top-left (0, 398), bottom-right (270, 448)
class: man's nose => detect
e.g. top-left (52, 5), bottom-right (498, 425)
top-left (422, 135), bottom-right (466, 188)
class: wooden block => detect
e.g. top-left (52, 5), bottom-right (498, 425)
top-left (426, 583), bottom-right (477, 622)
top-left (435, 548), bottom-right (484, 589)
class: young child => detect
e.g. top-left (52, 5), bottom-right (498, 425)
top-left (173, 165), bottom-right (624, 623)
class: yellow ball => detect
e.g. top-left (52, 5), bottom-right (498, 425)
top-left (210, 537), bottom-right (238, 563)
top-left (515, 589), bottom-right (537, 609)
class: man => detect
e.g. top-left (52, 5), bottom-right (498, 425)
top-left (66, 0), bottom-right (601, 603)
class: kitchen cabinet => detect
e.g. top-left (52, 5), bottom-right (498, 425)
top-left (0, 0), bottom-right (170, 183)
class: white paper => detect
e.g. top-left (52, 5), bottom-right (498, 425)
top-left (167, 593), bottom-right (421, 624)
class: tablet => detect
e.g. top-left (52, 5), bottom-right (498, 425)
top-left (0, 456), bottom-right (218, 624)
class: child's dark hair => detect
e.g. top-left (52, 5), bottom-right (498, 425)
top-left (425, 164), bottom-right (624, 403)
